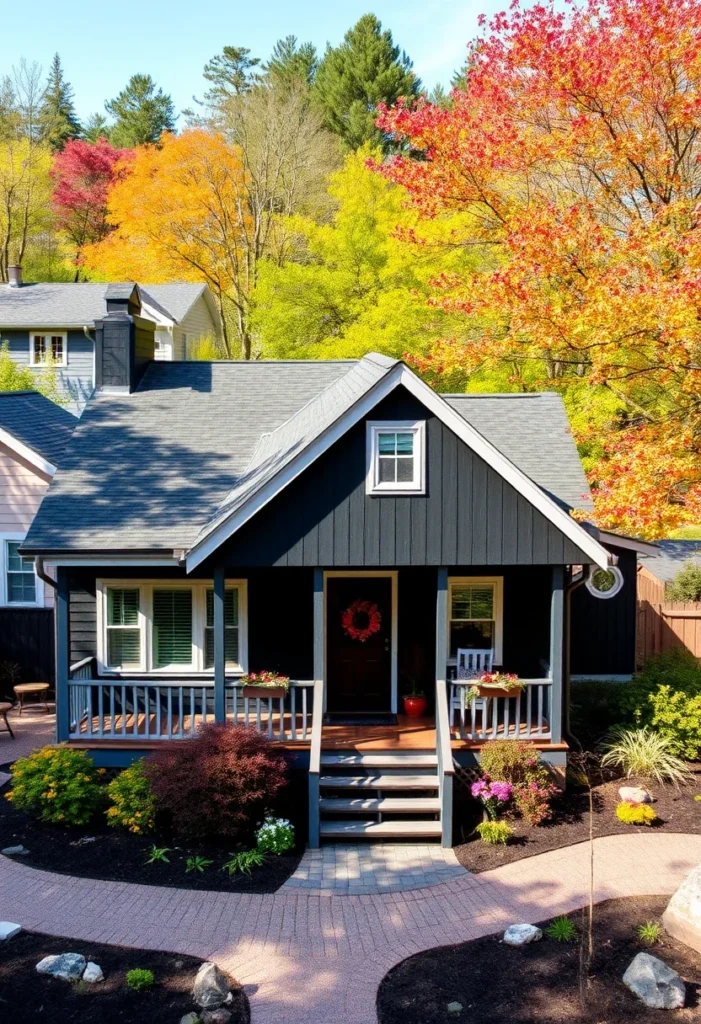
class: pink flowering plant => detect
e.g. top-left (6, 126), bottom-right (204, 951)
top-left (471, 778), bottom-right (513, 820)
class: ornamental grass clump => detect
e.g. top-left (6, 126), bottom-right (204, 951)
top-left (143, 722), bottom-right (288, 843)
top-left (601, 727), bottom-right (692, 785)
top-left (475, 820), bottom-right (512, 845)
top-left (616, 800), bottom-right (657, 826)
top-left (7, 745), bottom-right (105, 826)
top-left (545, 916), bottom-right (577, 942)
top-left (106, 759), bottom-right (156, 834)
top-left (256, 816), bottom-right (295, 855)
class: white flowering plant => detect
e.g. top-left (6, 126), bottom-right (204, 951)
top-left (255, 816), bottom-right (295, 856)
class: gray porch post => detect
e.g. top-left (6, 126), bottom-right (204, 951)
top-left (435, 567), bottom-right (453, 848)
top-left (549, 565), bottom-right (564, 744)
top-left (55, 566), bottom-right (70, 742)
top-left (435, 568), bottom-right (448, 681)
top-left (213, 566), bottom-right (226, 722)
top-left (308, 568), bottom-right (324, 849)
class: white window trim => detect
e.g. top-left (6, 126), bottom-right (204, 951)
top-left (28, 331), bottom-right (68, 368)
top-left (0, 532), bottom-right (45, 608)
top-left (365, 420), bottom-right (426, 495)
top-left (447, 576), bottom-right (504, 665)
top-left (96, 579), bottom-right (248, 677)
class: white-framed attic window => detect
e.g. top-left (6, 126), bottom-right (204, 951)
top-left (96, 579), bottom-right (248, 675)
top-left (366, 420), bottom-right (426, 495)
top-left (29, 332), bottom-right (67, 367)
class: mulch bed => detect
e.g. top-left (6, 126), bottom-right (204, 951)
top-left (0, 779), bottom-right (303, 894)
top-left (0, 930), bottom-right (249, 1023)
top-left (453, 765), bottom-right (701, 873)
top-left (377, 896), bottom-right (701, 1024)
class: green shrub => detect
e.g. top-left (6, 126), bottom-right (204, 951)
top-left (637, 920), bottom-right (662, 946)
top-left (256, 816), bottom-right (295, 855)
top-left (648, 687), bottom-right (701, 760)
top-left (475, 820), bottom-right (513, 845)
top-left (478, 740), bottom-right (551, 787)
top-left (106, 760), bottom-right (156, 834)
top-left (616, 801), bottom-right (657, 825)
top-left (222, 849), bottom-right (266, 876)
top-left (666, 562), bottom-right (701, 602)
top-left (545, 916), bottom-right (577, 942)
top-left (7, 746), bottom-right (105, 826)
top-left (126, 968), bottom-right (154, 991)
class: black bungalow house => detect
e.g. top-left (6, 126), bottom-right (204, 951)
top-left (22, 299), bottom-right (643, 847)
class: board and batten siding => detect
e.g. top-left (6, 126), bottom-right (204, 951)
top-left (570, 546), bottom-right (637, 676)
top-left (2, 328), bottom-right (94, 410)
top-left (0, 442), bottom-right (53, 608)
top-left (215, 388), bottom-right (592, 569)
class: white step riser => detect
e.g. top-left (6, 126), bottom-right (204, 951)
top-left (320, 797), bottom-right (441, 814)
top-left (319, 775), bottom-right (440, 790)
top-left (320, 753), bottom-right (437, 768)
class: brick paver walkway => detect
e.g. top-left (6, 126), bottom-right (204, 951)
top-left (283, 843), bottom-right (466, 893)
top-left (2, 832), bottom-right (700, 1024)
top-left (0, 708), bottom-right (55, 765)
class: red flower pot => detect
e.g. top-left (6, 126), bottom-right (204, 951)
top-left (403, 695), bottom-right (427, 718)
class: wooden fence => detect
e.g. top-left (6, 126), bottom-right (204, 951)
top-left (636, 567), bottom-right (701, 666)
top-left (0, 608), bottom-right (55, 699)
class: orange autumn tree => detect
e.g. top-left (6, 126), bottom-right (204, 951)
top-left (376, 0), bottom-right (701, 538)
top-left (84, 130), bottom-right (255, 357)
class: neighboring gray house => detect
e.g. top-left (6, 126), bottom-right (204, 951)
top-left (0, 270), bottom-right (222, 411)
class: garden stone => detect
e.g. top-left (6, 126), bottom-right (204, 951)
top-left (179, 1015), bottom-right (199, 1024)
top-left (193, 962), bottom-right (230, 1008)
top-left (663, 863), bottom-right (701, 954)
top-left (36, 953), bottom-right (86, 981)
top-left (0, 922), bottom-right (21, 940)
top-left (202, 1010), bottom-right (232, 1024)
top-left (83, 961), bottom-right (104, 983)
top-left (619, 786), bottom-right (653, 804)
top-left (622, 952), bottom-right (685, 1009)
top-left (1, 844), bottom-right (29, 856)
top-left (447, 1001), bottom-right (463, 1012)
top-left (503, 923), bottom-right (542, 946)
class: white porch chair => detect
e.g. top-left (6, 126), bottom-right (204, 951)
top-left (450, 648), bottom-right (494, 729)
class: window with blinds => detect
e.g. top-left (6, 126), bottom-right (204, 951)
top-left (204, 589), bottom-right (240, 668)
top-left (449, 583), bottom-right (495, 656)
top-left (153, 589), bottom-right (193, 668)
top-left (106, 588), bottom-right (141, 668)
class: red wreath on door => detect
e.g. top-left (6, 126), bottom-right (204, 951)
top-left (341, 599), bottom-right (382, 643)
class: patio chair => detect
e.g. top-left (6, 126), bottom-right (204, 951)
top-left (0, 702), bottom-right (15, 739)
top-left (450, 649), bottom-right (494, 729)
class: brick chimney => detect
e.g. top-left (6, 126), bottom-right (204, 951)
top-left (7, 265), bottom-right (22, 287)
top-left (94, 283), bottom-right (155, 393)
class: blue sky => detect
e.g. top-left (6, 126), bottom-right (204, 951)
top-left (0, 0), bottom-right (499, 123)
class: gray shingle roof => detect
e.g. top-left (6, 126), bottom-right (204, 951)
top-left (0, 282), bottom-right (207, 328)
top-left (445, 393), bottom-right (594, 512)
top-left (639, 540), bottom-right (701, 583)
top-left (0, 391), bottom-right (78, 466)
top-left (24, 357), bottom-right (594, 554)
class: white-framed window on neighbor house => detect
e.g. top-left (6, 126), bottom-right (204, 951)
top-left (447, 577), bottom-right (504, 663)
top-left (29, 332), bottom-right (67, 367)
top-left (96, 580), bottom-right (248, 675)
top-left (0, 535), bottom-right (43, 607)
top-left (366, 421), bottom-right (426, 495)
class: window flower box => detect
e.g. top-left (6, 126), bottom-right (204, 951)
top-left (240, 672), bottom-right (290, 700)
top-left (469, 672), bottom-right (524, 699)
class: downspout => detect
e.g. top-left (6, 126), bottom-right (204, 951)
top-left (35, 556), bottom-right (56, 592)
top-left (83, 326), bottom-right (95, 391)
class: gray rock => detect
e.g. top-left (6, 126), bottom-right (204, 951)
top-left (0, 922), bottom-right (21, 941)
top-left (663, 863), bottom-right (701, 954)
top-left (192, 962), bottom-right (230, 1008)
top-left (179, 1015), bottom-right (199, 1024)
top-left (1, 845), bottom-right (29, 856)
top-left (83, 961), bottom-right (104, 983)
top-left (619, 786), bottom-right (653, 804)
top-left (36, 953), bottom-right (86, 981)
top-left (202, 1010), bottom-right (232, 1024)
top-left (623, 952), bottom-right (685, 1009)
top-left (503, 923), bottom-right (543, 946)
top-left (447, 1001), bottom-right (463, 1012)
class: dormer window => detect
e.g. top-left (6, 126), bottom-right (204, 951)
top-left (366, 421), bottom-right (426, 495)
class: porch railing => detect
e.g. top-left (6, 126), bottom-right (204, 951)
top-left (449, 679), bottom-right (553, 741)
top-left (435, 677), bottom-right (455, 849)
top-left (66, 678), bottom-right (316, 742)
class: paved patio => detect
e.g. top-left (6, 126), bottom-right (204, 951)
top-left (2, 832), bottom-right (700, 1024)
top-left (0, 706), bottom-right (55, 766)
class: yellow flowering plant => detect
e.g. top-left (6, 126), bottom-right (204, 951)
top-left (106, 759), bottom-right (156, 834)
top-left (7, 745), bottom-right (105, 826)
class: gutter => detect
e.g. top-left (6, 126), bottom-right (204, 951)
top-left (35, 556), bottom-right (57, 591)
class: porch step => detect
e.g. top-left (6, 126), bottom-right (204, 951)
top-left (319, 796), bottom-right (441, 814)
top-left (320, 819), bottom-right (442, 839)
top-left (320, 752), bottom-right (437, 768)
top-left (319, 774), bottom-right (440, 790)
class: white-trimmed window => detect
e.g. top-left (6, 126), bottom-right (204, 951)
top-left (0, 535), bottom-right (43, 607)
top-left (366, 421), bottom-right (426, 495)
top-left (97, 580), bottom-right (247, 675)
top-left (29, 332), bottom-right (67, 367)
top-left (448, 577), bottom-right (504, 663)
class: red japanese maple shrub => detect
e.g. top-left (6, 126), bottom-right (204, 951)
top-left (143, 723), bottom-right (288, 842)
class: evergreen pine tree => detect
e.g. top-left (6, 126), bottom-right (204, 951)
top-left (263, 36), bottom-right (317, 91)
top-left (106, 74), bottom-right (175, 147)
top-left (313, 14), bottom-right (420, 151)
top-left (38, 53), bottom-right (81, 151)
top-left (203, 47), bottom-right (261, 106)
top-left (83, 112), bottom-right (111, 143)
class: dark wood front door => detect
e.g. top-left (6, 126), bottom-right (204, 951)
top-left (326, 576), bottom-right (393, 713)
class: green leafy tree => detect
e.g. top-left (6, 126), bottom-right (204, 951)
top-left (313, 14), bottom-right (420, 150)
top-left (106, 74), bottom-right (175, 147)
top-left (264, 36), bottom-right (317, 90)
top-left (82, 112), bottom-right (111, 143)
top-left (0, 342), bottom-right (63, 402)
top-left (38, 54), bottom-right (81, 151)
